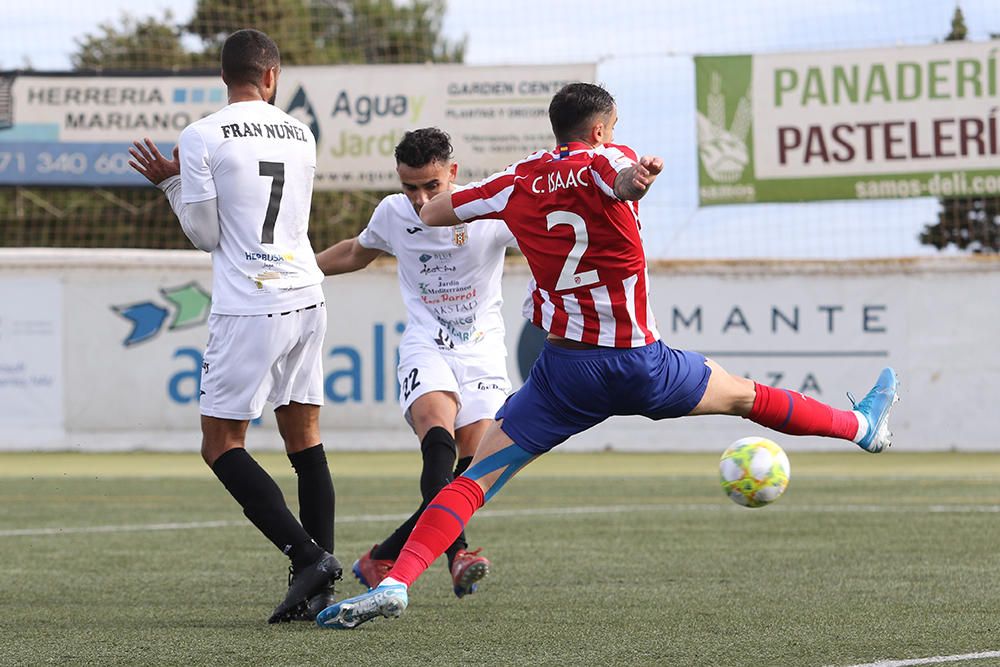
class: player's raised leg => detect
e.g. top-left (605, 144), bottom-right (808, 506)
top-left (847, 367), bottom-right (900, 453)
top-left (689, 358), bottom-right (899, 452)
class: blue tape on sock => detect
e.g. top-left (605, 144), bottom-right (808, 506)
top-left (462, 443), bottom-right (535, 503)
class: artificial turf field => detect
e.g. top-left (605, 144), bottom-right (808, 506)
top-left (2, 450), bottom-right (1000, 667)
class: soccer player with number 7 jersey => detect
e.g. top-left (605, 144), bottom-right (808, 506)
top-left (129, 29), bottom-right (341, 625)
top-left (317, 82), bottom-right (900, 629)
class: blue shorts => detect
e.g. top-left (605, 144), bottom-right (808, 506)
top-left (496, 341), bottom-right (711, 454)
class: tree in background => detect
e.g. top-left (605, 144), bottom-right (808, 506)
top-left (71, 11), bottom-right (200, 71)
top-left (2, 0), bottom-right (463, 249)
top-left (920, 198), bottom-right (1000, 253)
top-left (188, 0), bottom-right (464, 65)
top-left (919, 5), bottom-right (1000, 254)
top-left (310, 0), bottom-right (464, 63)
top-left (70, 0), bottom-right (464, 71)
top-left (188, 0), bottom-right (323, 65)
top-left (944, 5), bottom-right (967, 41)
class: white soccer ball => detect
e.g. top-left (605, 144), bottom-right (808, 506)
top-left (719, 437), bottom-right (791, 508)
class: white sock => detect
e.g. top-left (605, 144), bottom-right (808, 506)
top-left (851, 411), bottom-right (868, 443)
top-left (380, 576), bottom-right (407, 589)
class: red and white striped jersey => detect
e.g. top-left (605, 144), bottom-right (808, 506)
top-left (451, 141), bottom-right (660, 348)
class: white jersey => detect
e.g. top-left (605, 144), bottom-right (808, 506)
top-left (357, 193), bottom-right (516, 349)
top-left (179, 100), bottom-right (324, 315)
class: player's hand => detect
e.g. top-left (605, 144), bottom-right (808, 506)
top-left (613, 155), bottom-right (664, 201)
top-left (639, 155), bottom-right (663, 176)
top-left (128, 137), bottom-right (180, 185)
top-left (630, 155), bottom-right (663, 191)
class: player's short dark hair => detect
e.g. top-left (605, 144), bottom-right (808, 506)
top-left (549, 83), bottom-right (616, 143)
top-left (221, 29), bottom-right (281, 88)
top-left (394, 128), bottom-right (454, 168)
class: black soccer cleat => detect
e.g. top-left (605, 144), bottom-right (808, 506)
top-left (268, 552), bottom-right (342, 624)
top-left (281, 565), bottom-right (339, 622)
top-left (286, 584), bottom-right (338, 622)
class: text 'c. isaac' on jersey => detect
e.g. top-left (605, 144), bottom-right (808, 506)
top-left (451, 141), bottom-right (660, 349)
top-left (179, 100), bottom-right (324, 316)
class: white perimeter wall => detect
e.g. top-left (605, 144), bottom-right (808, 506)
top-left (0, 249), bottom-right (995, 452)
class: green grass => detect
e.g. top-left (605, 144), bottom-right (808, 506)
top-left (2, 451), bottom-right (1000, 666)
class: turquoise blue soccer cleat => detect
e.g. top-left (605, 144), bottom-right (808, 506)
top-left (315, 582), bottom-right (408, 630)
top-left (850, 367), bottom-right (900, 453)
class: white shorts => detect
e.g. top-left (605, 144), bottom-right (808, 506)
top-left (200, 302), bottom-right (326, 420)
top-left (397, 337), bottom-right (511, 430)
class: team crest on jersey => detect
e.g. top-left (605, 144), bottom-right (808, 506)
top-left (452, 224), bottom-right (468, 247)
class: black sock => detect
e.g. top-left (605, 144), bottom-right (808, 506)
top-left (287, 443), bottom-right (335, 554)
top-left (372, 427), bottom-right (458, 561)
top-left (454, 456), bottom-right (473, 477)
top-left (212, 448), bottom-right (323, 571)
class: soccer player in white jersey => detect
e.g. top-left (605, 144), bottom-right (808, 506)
top-left (315, 128), bottom-right (516, 598)
top-left (127, 29), bottom-right (340, 624)
top-left (316, 83), bottom-right (900, 630)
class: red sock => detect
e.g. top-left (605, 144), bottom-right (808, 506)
top-left (387, 475), bottom-right (485, 586)
top-left (747, 383), bottom-right (859, 441)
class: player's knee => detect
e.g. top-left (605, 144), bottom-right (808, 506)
top-left (412, 414), bottom-right (448, 438)
top-left (277, 421), bottom-right (321, 452)
top-left (728, 382), bottom-right (756, 415)
top-left (410, 408), bottom-right (456, 439)
top-left (696, 361), bottom-right (756, 416)
top-left (201, 440), bottom-right (238, 467)
top-left (720, 373), bottom-right (756, 415)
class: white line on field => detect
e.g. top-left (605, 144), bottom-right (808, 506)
top-left (835, 649), bottom-right (1000, 667)
top-left (5, 502), bottom-right (1000, 537)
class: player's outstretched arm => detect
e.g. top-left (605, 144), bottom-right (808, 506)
top-left (315, 238), bottom-right (384, 276)
top-left (613, 155), bottom-right (663, 201)
top-left (128, 137), bottom-right (220, 252)
top-left (420, 191), bottom-right (463, 227)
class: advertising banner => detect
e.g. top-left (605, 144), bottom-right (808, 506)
top-left (0, 63), bottom-right (593, 188)
top-left (2, 250), bottom-right (998, 451)
top-left (0, 279), bottom-right (63, 441)
top-left (695, 42), bottom-right (1000, 204)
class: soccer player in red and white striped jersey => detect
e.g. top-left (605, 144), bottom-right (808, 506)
top-left (451, 138), bottom-right (659, 348)
top-left (315, 83), bottom-right (900, 630)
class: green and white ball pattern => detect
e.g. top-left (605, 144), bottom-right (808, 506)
top-left (719, 437), bottom-right (791, 508)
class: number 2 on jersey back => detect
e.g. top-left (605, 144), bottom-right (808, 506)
top-left (259, 161), bottom-right (285, 244)
top-left (547, 211), bottom-right (599, 290)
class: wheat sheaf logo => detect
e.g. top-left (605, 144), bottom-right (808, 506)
top-left (697, 71), bottom-right (751, 183)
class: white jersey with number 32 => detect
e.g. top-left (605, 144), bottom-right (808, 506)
top-left (179, 100), bottom-right (324, 315)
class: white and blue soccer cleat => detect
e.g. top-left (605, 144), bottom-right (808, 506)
top-left (849, 367), bottom-right (900, 453)
top-left (315, 582), bottom-right (408, 630)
